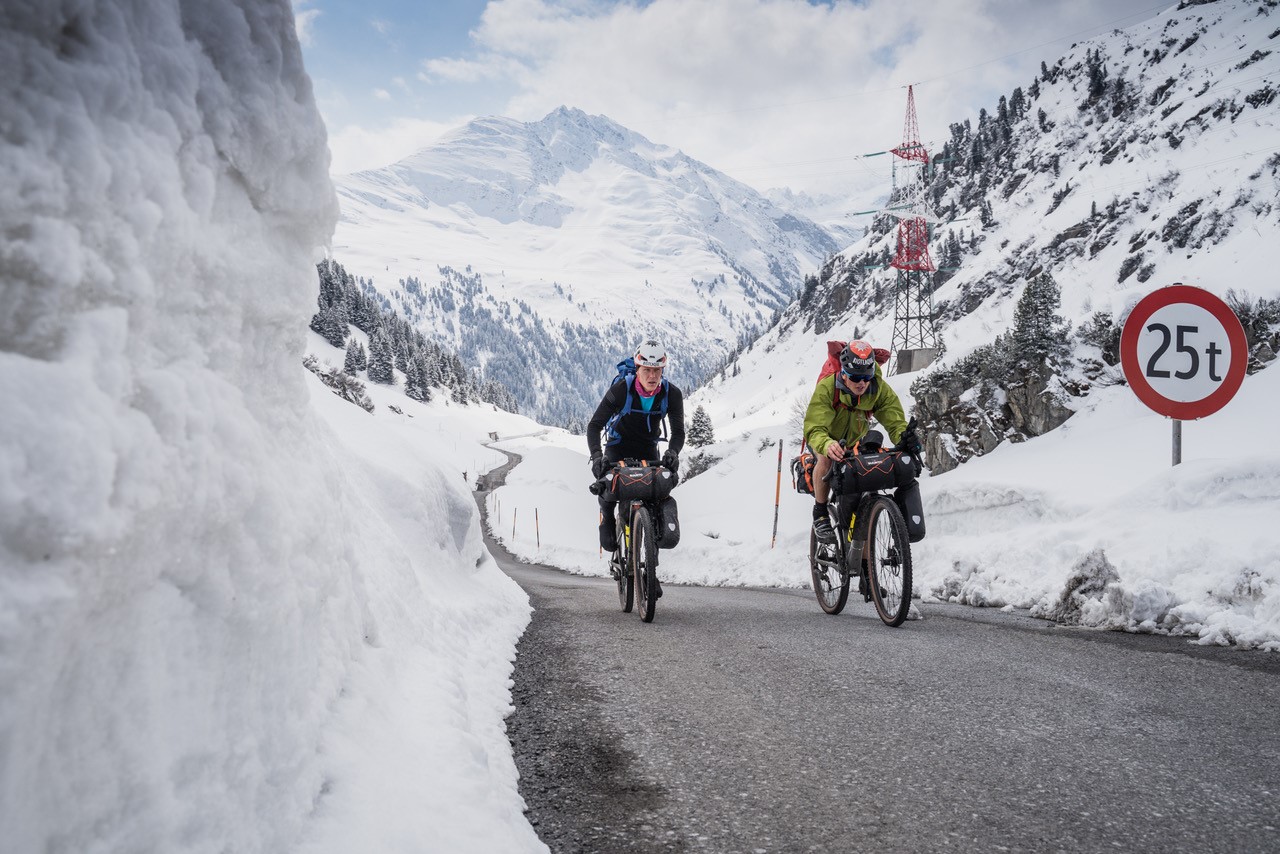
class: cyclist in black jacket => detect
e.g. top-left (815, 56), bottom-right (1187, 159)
top-left (586, 339), bottom-right (685, 551)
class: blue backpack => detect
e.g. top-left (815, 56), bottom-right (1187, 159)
top-left (604, 357), bottom-right (669, 447)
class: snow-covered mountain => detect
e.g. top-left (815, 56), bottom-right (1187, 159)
top-left (764, 186), bottom-right (869, 247)
top-left (332, 106), bottom-right (840, 424)
top-left (705, 0), bottom-right (1279, 467)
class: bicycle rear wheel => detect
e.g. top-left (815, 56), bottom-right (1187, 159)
top-left (632, 505), bottom-right (658, 623)
top-left (866, 497), bottom-right (912, 627)
top-left (809, 528), bottom-right (849, 615)
top-left (616, 507), bottom-right (633, 612)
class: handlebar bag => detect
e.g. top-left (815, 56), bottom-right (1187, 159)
top-left (835, 452), bottom-right (916, 494)
top-left (607, 465), bottom-right (676, 503)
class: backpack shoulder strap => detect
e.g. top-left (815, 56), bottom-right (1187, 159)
top-left (618, 372), bottom-right (637, 415)
top-left (831, 375), bottom-right (854, 412)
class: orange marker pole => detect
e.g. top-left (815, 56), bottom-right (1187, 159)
top-left (771, 439), bottom-right (783, 548)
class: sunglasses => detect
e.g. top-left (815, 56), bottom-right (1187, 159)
top-left (843, 372), bottom-right (873, 383)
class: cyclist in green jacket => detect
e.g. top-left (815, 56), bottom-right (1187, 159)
top-left (803, 340), bottom-right (918, 545)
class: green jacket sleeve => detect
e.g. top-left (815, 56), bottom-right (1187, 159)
top-left (873, 379), bottom-right (909, 445)
top-left (802, 376), bottom-right (838, 456)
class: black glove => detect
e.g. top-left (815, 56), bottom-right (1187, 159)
top-left (661, 449), bottom-right (679, 473)
top-left (897, 430), bottom-right (923, 456)
top-left (590, 453), bottom-right (607, 479)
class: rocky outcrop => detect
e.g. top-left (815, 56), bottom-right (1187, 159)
top-left (914, 364), bottom-right (1079, 474)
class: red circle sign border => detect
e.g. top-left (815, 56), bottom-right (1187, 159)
top-left (1120, 285), bottom-right (1248, 420)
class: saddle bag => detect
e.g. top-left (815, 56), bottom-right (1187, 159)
top-left (604, 465), bottom-right (677, 503)
top-left (656, 497), bottom-right (680, 549)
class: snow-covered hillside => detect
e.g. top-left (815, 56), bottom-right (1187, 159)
top-left (0, 4), bottom-right (541, 851)
top-left (331, 106), bottom-right (840, 424)
top-left (745, 0), bottom-right (1279, 465)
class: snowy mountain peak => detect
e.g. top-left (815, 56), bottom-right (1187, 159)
top-left (333, 107), bottom-right (841, 423)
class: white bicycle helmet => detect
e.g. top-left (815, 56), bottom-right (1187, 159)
top-left (634, 339), bottom-right (668, 368)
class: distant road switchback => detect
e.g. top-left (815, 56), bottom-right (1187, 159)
top-left (478, 451), bottom-right (1280, 854)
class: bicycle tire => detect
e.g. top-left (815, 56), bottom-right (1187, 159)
top-left (616, 506), bottom-right (633, 612)
top-left (632, 505), bottom-right (658, 623)
top-left (866, 496), bottom-right (912, 627)
top-left (809, 527), bottom-right (849, 615)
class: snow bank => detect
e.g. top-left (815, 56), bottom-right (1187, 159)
top-left (0, 2), bottom-right (540, 851)
top-left (914, 364), bottom-right (1280, 651)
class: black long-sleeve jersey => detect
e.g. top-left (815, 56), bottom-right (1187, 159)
top-left (586, 380), bottom-right (685, 461)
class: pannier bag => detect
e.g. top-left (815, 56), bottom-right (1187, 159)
top-left (834, 451), bottom-right (917, 495)
top-left (656, 497), bottom-right (680, 549)
top-left (603, 465), bottom-right (677, 503)
top-left (895, 482), bottom-right (926, 543)
top-left (791, 445), bottom-right (817, 495)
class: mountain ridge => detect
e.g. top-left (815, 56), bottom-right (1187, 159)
top-left (331, 106), bottom-right (840, 424)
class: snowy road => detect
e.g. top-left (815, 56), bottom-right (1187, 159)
top-left (480, 451), bottom-right (1280, 852)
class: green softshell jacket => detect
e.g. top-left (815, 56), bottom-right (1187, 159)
top-left (802, 365), bottom-right (908, 456)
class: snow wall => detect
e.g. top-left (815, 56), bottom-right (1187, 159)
top-left (0, 2), bottom-right (538, 851)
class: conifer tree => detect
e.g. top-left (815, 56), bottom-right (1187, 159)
top-left (366, 329), bottom-right (395, 385)
top-left (979, 199), bottom-right (995, 229)
top-left (688, 405), bottom-right (715, 447)
top-left (404, 356), bottom-right (431, 402)
top-left (1012, 272), bottom-right (1070, 369)
top-left (343, 339), bottom-right (367, 373)
top-left (1087, 48), bottom-right (1108, 103)
top-left (309, 303), bottom-right (348, 348)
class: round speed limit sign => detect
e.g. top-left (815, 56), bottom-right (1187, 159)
top-left (1120, 285), bottom-right (1247, 419)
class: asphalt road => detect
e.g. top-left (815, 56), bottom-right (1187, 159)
top-left (481, 454), bottom-right (1280, 854)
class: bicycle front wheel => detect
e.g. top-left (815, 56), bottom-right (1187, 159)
top-left (866, 497), bottom-right (912, 627)
top-left (631, 505), bottom-right (658, 623)
top-left (616, 507), bottom-right (633, 612)
top-left (809, 528), bottom-right (849, 615)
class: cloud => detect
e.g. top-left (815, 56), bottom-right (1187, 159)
top-left (326, 116), bottom-right (474, 175)
top-left (421, 0), bottom-right (1165, 194)
top-left (420, 55), bottom-right (524, 85)
top-left (292, 1), bottom-right (320, 46)
top-left (373, 88), bottom-right (392, 101)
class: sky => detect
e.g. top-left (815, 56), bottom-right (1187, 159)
top-left (297, 0), bottom-right (1175, 195)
